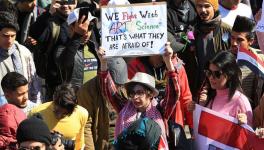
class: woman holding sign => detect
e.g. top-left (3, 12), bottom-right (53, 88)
top-left (97, 43), bottom-right (179, 150)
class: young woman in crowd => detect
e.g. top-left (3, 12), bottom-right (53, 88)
top-left (189, 51), bottom-right (253, 126)
top-left (97, 43), bottom-right (179, 149)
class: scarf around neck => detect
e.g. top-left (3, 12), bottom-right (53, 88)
top-left (0, 44), bottom-right (16, 61)
top-left (196, 15), bottom-right (221, 34)
top-left (115, 100), bottom-right (167, 145)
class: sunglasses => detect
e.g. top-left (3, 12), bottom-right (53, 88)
top-left (204, 69), bottom-right (223, 79)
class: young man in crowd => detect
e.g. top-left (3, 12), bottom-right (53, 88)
top-left (231, 15), bottom-right (264, 108)
top-left (0, 11), bottom-right (40, 105)
top-left (28, 0), bottom-right (78, 100)
top-left (191, 0), bottom-right (231, 97)
top-left (1, 72), bottom-right (37, 114)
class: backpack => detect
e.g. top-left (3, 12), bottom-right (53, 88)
top-left (33, 21), bottom-right (60, 78)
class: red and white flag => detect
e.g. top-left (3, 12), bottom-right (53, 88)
top-left (193, 105), bottom-right (264, 150)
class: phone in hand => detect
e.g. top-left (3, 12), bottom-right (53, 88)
top-left (79, 7), bottom-right (89, 23)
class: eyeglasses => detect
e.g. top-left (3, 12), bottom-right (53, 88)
top-left (204, 69), bottom-right (223, 79)
top-left (128, 90), bottom-right (146, 98)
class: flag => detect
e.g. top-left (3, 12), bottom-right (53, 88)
top-left (194, 105), bottom-right (264, 150)
top-left (237, 47), bottom-right (264, 79)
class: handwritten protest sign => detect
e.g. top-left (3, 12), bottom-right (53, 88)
top-left (101, 2), bottom-right (167, 57)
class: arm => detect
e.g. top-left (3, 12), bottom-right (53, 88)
top-left (160, 42), bottom-right (178, 121)
top-left (178, 67), bottom-right (193, 129)
top-left (75, 108), bottom-right (88, 150)
top-left (97, 48), bottom-right (127, 112)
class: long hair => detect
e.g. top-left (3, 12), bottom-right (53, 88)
top-left (205, 51), bottom-right (242, 105)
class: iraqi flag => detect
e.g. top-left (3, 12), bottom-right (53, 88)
top-left (193, 105), bottom-right (264, 150)
top-left (237, 47), bottom-right (264, 79)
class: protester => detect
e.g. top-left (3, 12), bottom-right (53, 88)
top-left (231, 15), bottom-right (264, 108)
top-left (192, 0), bottom-right (231, 97)
top-left (56, 6), bottom-right (99, 91)
top-left (0, 11), bottom-right (40, 105)
top-left (29, 83), bottom-right (88, 150)
top-left (190, 51), bottom-right (253, 126)
top-left (77, 58), bottom-right (127, 150)
top-left (28, 0), bottom-right (78, 100)
top-left (98, 42), bottom-right (181, 150)
top-left (219, 0), bottom-right (253, 27)
top-left (1, 72), bottom-right (37, 114)
top-left (127, 32), bottom-right (193, 149)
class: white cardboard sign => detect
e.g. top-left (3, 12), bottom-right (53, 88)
top-left (101, 2), bottom-right (167, 57)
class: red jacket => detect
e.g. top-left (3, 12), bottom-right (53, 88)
top-left (128, 57), bottom-right (193, 128)
top-left (0, 104), bottom-right (27, 149)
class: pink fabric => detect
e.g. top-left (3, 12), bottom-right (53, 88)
top-left (115, 100), bottom-right (167, 143)
top-left (210, 89), bottom-right (253, 126)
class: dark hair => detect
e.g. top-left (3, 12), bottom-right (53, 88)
top-left (205, 51), bottom-right (242, 103)
top-left (0, 11), bottom-right (19, 31)
top-left (53, 83), bottom-right (77, 115)
top-left (0, 0), bottom-right (18, 19)
top-left (232, 15), bottom-right (256, 40)
top-left (1, 72), bottom-right (28, 92)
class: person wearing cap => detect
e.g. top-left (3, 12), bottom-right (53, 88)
top-left (55, 5), bottom-right (99, 91)
top-left (77, 58), bottom-right (127, 150)
top-left (191, 0), bottom-right (231, 98)
top-left (231, 15), bottom-right (264, 108)
top-left (29, 83), bottom-right (88, 150)
top-left (16, 115), bottom-right (52, 150)
top-left (97, 43), bottom-right (182, 150)
top-left (127, 32), bottom-right (193, 138)
top-left (0, 11), bottom-right (40, 105)
top-left (219, 0), bottom-right (253, 27)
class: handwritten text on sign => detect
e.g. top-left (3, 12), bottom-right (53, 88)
top-left (101, 2), bottom-right (167, 57)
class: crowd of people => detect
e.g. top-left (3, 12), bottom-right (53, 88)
top-left (0, 0), bottom-right (264, 149)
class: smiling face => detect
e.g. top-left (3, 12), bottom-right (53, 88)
top-left (128, 84), bottom-right (153, 112)
top-left (196, 1), bottom-right (215, 21)
top-left (207, 64), bottom-right (228, 90)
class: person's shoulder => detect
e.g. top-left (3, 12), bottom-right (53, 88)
top-left (30, 101), bottom-right (53, 112)
top-left (75, 105), bottom-right (89, 115)
top-left (220, 21), bottom-right (232, 30)
top-left (14, 41), bottom-right (31, 55)
top-left (0, 103), bottom-right (19, 111)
